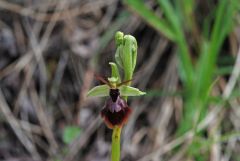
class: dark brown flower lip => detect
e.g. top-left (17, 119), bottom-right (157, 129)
top-left (101, 97), bottom-right (132, 129)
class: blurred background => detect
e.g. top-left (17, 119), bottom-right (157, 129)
top-left (0, 0), bottom-right (240, 161)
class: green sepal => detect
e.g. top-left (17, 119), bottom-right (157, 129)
top-left (122, 35), bottom-right (137, 81)
top-left (119, 85), bottom-right (146, 96)
top-left (87, 85), bottom-right (109, 97)
top-left (115, 45), bottom-right (124, 69)
top-left (109, 62), bottom-right (121, 84)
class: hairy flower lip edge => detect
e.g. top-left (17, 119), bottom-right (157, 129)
top-left (101, 97), bottom-right (132, 129)
top-left (101, 107), bottom-right (132, 129)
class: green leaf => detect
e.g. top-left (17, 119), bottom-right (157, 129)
top-left (157, 0), bottom-right (180, 34)
top-left (87, 85), bottom-right (109, 97)
top-left (124, 0), bottom-right (175, 40)
top-left (109, 62), bottom-right (121, 84)
top-left (63, 126), bottom-right (82, 144)
top-left (119, 85), bottom-right (146, 96)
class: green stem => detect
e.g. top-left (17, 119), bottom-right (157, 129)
top-left (111, 126), bottom-right (122, 161)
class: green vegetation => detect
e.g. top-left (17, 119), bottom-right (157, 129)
top-left (63, 126), bottom-right (82, 144)
top-left (0, 0), bottom-right (239, 160)
top-left (125, 0), bottom-right (239, 160)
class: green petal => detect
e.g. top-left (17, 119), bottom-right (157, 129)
top-left (109, 62), bottom-right (121, 84)
top-left (119, 85), bottom-right (146, 96)
top-left (87, 85), bottom-right (109, 97)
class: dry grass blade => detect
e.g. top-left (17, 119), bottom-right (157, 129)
top-left (0, 54), bottom-right (32, 79)
top-left (223, 45), bottom-right (240, 98)
top-left (137, 132), bottom-right (194, 161)
top-left (0, 89), bottom-right (41, 161)
top-left (153, 54), bottom-right (178, 147)
top-left (30, 88), bottom-right (58, 155)
top-left (63, 116), bottom-right (102, 161)
top-left (198, 45), bottom-right (240, 131)
top-left (0, 0), bottom-right (115, 22)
